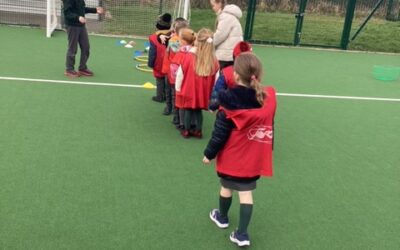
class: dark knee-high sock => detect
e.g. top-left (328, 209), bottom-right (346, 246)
top-left (184, 110), bottom-right (193, 130)
top-left (195, 109), bottom-right (203, 130)
top-left (219, 196), bottom-right (232, 218)
top-left (179, 109), bottom-right (185, 126)
top-left (238, 204), bottom-right (253, 234)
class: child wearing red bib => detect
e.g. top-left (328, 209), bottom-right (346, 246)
top-left (203, 53), bottom-right (277, 247)
top-left (209, 41), bottom-right (252, 111)
top-left (170, 28), bottom-right (196, 129)
top-left (148, 13), bottom-right (172, 103)
top-left (175, 28), bottom-right (219, 138)
top-left (160, 18), bottom-right (189, 116)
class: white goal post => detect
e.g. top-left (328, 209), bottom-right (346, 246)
top-left (46, 0), bottom-right (59, 37)
top-left (175, 0), bottom-right (191, 21)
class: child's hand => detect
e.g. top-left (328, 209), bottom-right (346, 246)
top-left (79, 16), bottom-right (86, 24)
top-left (160, 34), bottom-right (170, 44)
top-left (203, 156), bottom-right (211, 164)
top-left (96, 7), bottom-right (104, 14)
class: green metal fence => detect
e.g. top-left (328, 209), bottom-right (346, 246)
top-left (0, 0), bottom-right (398, 52)
top-left (243, 0), bottom-right (399, 51)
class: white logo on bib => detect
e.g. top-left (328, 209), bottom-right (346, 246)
top-left (247, 125), bottom-right (273, 144)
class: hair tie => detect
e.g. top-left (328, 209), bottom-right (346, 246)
top-left (250, 75), bottom-right (257, 81)
top-left (206, 37), bottom-right (213, 43)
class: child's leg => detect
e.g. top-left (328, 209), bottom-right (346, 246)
top-left (189, 109), bottom-right (203, 138)
top-left (184, 109), bottom-right (193, 130)
top-left (179, 109), bottom-right (185, 127)
top-left (152, 77), bottom-right (166, 102)
top-left (171, 88), bottom-right (179, 124)
top-left (163, 81), bottom-right (172, 115)
top-left (219, 186), bottom-right (233, 219)
top-left (171, 87), bottom-right (176, 112)
top-left (237, 191), bottom-right (254, 234)
top-left (194, 109), bottom-right (203, 131)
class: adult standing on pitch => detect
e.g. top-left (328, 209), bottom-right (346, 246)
top-left (210, 0), bottom-right (243, 69)
top-left (63, 0), bottom-right (104, 77)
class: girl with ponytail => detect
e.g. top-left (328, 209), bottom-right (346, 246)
top-left (233, 52), bottom-right (265, 105)
top-left (203, 53), bottom-right (277, 247)
top-left (175, 28), bottom-right (219, 138)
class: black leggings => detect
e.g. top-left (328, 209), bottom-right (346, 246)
top-left (184, 109), bottom-right (203, 131)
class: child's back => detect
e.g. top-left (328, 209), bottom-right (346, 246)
top-left (204, 53), bottom-right (277, 247)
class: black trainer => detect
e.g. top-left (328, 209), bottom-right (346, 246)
top-left (162, 107), bottom-right (172, 115)
top-left (152, 96), bottom-right (165, 103)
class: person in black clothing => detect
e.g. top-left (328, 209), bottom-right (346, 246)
top-left (204, 53), bottom-right (277, 247)
top-left (63, 0), bottom-right (103, 78)
top-left (147, 13), bottom-right (172, 102)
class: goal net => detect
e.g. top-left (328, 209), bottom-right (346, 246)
top-left (0, 0), bottom-right (191, 37)
top-left (97, 0), bottom-right (191, 36)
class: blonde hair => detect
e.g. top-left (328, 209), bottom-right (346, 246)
top-left (234, 53), bottom-right (266, 105)
top-left (195, 28), bottom-right (217, 76)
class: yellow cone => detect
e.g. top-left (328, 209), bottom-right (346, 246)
top-left (142, 82), bottom-right (156, 89)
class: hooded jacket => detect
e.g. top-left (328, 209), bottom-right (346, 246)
top-left (213, 5), bottom-right (243, 62)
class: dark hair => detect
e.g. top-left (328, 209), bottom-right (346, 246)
top-left (234, 53), bottom-right (265, 105)
top-left (173, 17), bottom-right (189, 34)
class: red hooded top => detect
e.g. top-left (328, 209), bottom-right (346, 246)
top-left (216, 87), bottom-right (277, 177)
top-left (149, 34), bottom-right (166, 78)
top-left (179, 51), bottom-right (219, 109)
top-left (161, 34), bottom-right (180, 84)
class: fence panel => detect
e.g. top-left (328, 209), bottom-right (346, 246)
top-left (250, 0), bottom-right (298, 45)
top-left (349, 0), bottom-right (400, 52)
top-left (300, 0), bottom-right (348, 47)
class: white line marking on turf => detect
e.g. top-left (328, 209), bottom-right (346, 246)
top-left (0, 76), bottom-right (141, 88)
top-left (1, 76), bottom-right (400, 102)
top-left (277, 93), bottom-right (400, 102)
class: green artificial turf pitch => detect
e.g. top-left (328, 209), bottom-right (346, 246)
top-left (0, 25), bottom-right (400, 250)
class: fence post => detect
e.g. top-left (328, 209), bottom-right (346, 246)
top-left (244, 0), bottom-right (256, 41)
top-left (159, 0), bottom-right (164, 15)
top-left (386, 0), bottom-right (396, 21)
top-left (340, 0), bottom-right (356, 50)
top-left (294, 0), bottom-right (308, 46)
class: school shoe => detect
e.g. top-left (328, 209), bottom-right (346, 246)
top-left (64, 70), bottom-right (80, 78)
top-left (78, 69), bottom-right (94, 76)
top-left (172, 115), bottom-right (179, 125)
top-left (209, 209), bottom-right (229, 229)
top-left (152, 96), bottom-right (165, 103)
top-left (190, 130), bottom-right (202, 139)
top-left (230, 230), bottom-right (250, 247)
top-left (181, 129), bottom-right (190, 138)
top-left (162, 106), bottom-right (172, 115)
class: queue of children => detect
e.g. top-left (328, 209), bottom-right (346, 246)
top-left (60, 2), bottom-right (276, 247)
top-left (147, 10), bottom-right (277, 247)
top-left (148, 15), bottom-right (219, 139)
